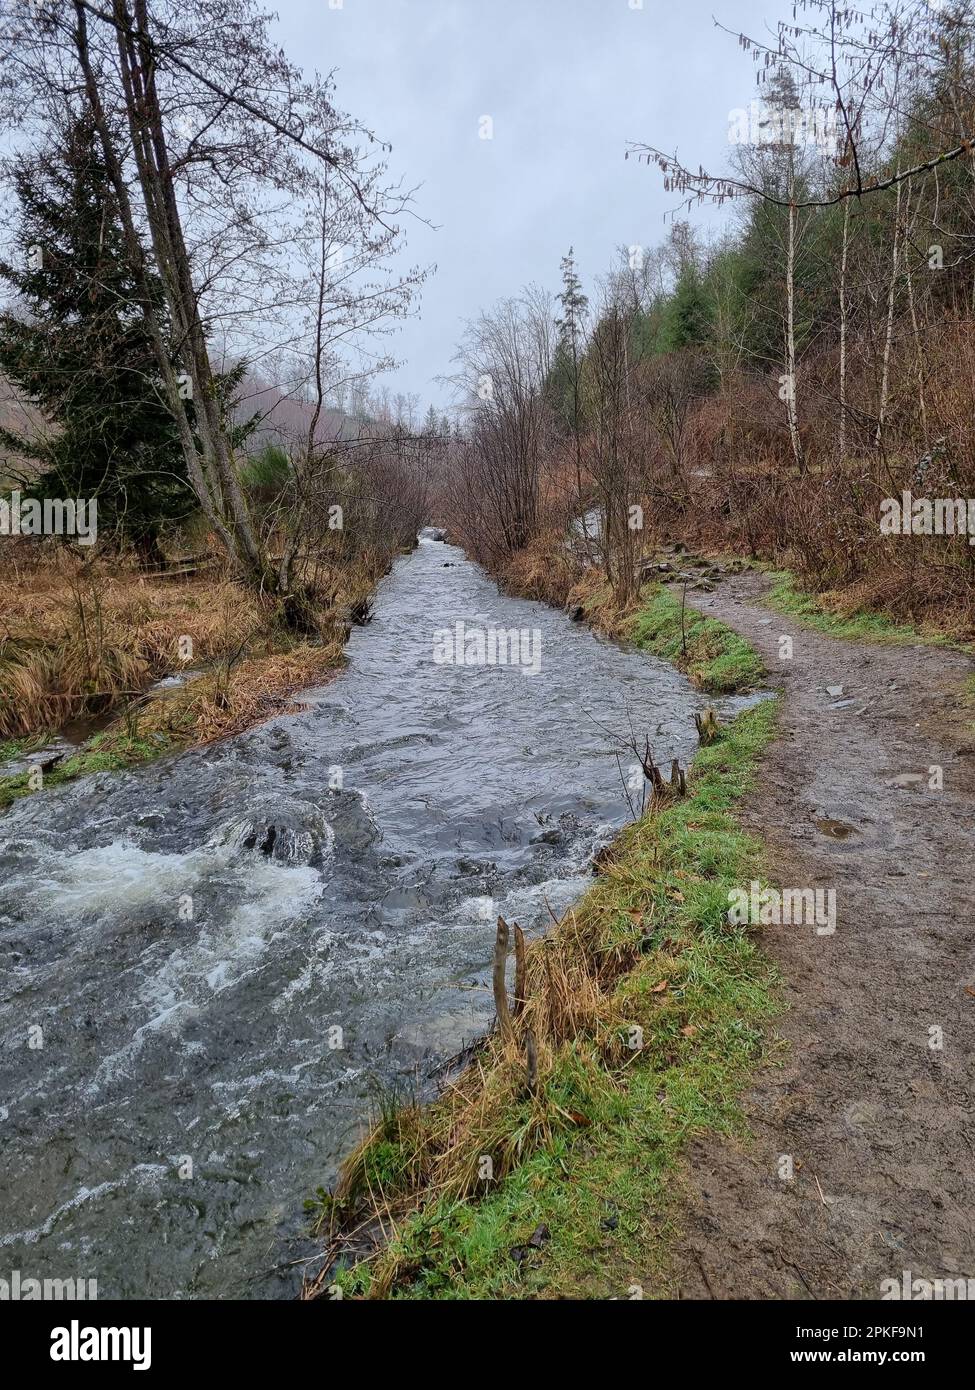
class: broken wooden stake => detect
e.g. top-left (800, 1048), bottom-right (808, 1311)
top-left (694, 708), bottom-right (720, 745)
top-left (669, 758), bottom-right (687, 796)
top-left (493, 916), bottom-right (514, 1041)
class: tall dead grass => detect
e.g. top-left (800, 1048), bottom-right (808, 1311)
top-left (1, 551), bottom-right (261, 737)
top-left (499, 535), bottom-right (643, 642)
top-left (124, 640), bottom-right (345, 747)
top-left (309, 880), bottom-right (649, 1299)
top-left (0, 544), bottom-right (374, 741)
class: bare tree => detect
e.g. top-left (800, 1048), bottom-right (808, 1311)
top-left (450, 288), bottom-right (555, 565)
top-left (0, 0), bottom-right (422, 609)
top-left (581, 283), bottom-right (643, 605)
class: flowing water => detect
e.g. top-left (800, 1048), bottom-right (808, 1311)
top-left (0, 537), bottom-right (751, 1298)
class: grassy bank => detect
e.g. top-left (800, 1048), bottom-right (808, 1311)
top-left (0, 643), bottom-right (345, 810)
top-left (500, 536), bottom-right (765, 693)
top-left (0, 548), bottom-right (379, 810)
top-left (629, 584), bottom-right (764, 693)
top-left (0, 730), bottom-right (172, 811)
top-left (764, 572), bottom-right (962, 648)
top-left (308, 597), bottom-right (780, 1301)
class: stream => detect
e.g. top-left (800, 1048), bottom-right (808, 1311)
top-left (0, 536), bottom-right (751, 1298)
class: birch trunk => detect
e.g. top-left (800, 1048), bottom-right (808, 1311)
top-left (839, 198), bottom-right (850, 462)
top-left (876, 173), bottom-right (903, 451)
top-left (76, 0), bottom-right (274, 587)
top-left (785, 183), bottom-right (805, 474)
top-left (71, 1), bottom-right (237, 560)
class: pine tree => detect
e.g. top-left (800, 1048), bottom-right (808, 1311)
top-left (550, 247), bottom-right (589, 435)
top-left (0, 109), bottom-right (191, 560)
top-left (659, 264), bottom-right (713, 351)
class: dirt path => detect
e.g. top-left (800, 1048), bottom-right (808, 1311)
top-left (671, 572), bottom-right (975, 1300)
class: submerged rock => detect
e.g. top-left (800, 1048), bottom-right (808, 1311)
top-left (212, 796), bottom-right (335, 866)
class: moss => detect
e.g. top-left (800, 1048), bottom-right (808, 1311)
top-left (0, 731), bottom-right (173, 811)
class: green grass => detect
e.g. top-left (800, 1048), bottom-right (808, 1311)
top-left (0, 731), bottom-right (173, 811)
top-left (328, 696), bottom-right (782, 1300)
top-left (0, 733), bottom-right (57, 767)
top-left (0, 739), bottom-right (30, 767)
top-left (962, 675), bottom-right (975, 722)
top-left (629, 583), bottom-right (765, 693)
top-left (765, 572), bottom-right (958, 647)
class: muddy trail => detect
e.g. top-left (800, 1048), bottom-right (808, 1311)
top-left (672, 572), bottom-right (975, 1300)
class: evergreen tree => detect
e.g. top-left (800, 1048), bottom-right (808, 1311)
top-left (550, 247), bottom-right (589, 434)
top-left (0, 109), bottom-right (191, 559)
top-left (659, 263), bottom-right (713, 352)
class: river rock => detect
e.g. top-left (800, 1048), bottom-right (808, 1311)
top-left (456, 857), bottom-right (495, 875)
top-left (531, 828), bottom-right (563, 846)
top-left (1, 737), bottom-right (76, 779)
top-left (213, 795), bottom-right (336, 866)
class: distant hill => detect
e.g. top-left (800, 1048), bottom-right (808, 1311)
top-left (235, 374), bottom-right (366, 449)
top-left (0, 367), bottom-right (370, 493)
top-left (0, 371), bottom-right (48, 485)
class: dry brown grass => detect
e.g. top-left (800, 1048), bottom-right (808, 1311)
top-left (309, 892), bottom-right (645, 1299)
top-left (509, 556), bottom-right (640, 639)
top-left (1, 549), bottom-right (259, 736)
top-left (565, 568), bottom-right (642, 639)
top-left (498, 530), bottom-right (579, 608)
top-left (0, 544), bottom-right (375, 743)
top-left (498, 535), bottom-right (643, 641)
top-left (123, 640), bottom-right (345, 747)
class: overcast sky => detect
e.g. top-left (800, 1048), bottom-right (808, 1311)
top-left (274, 0), bottom-right (795, 410)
